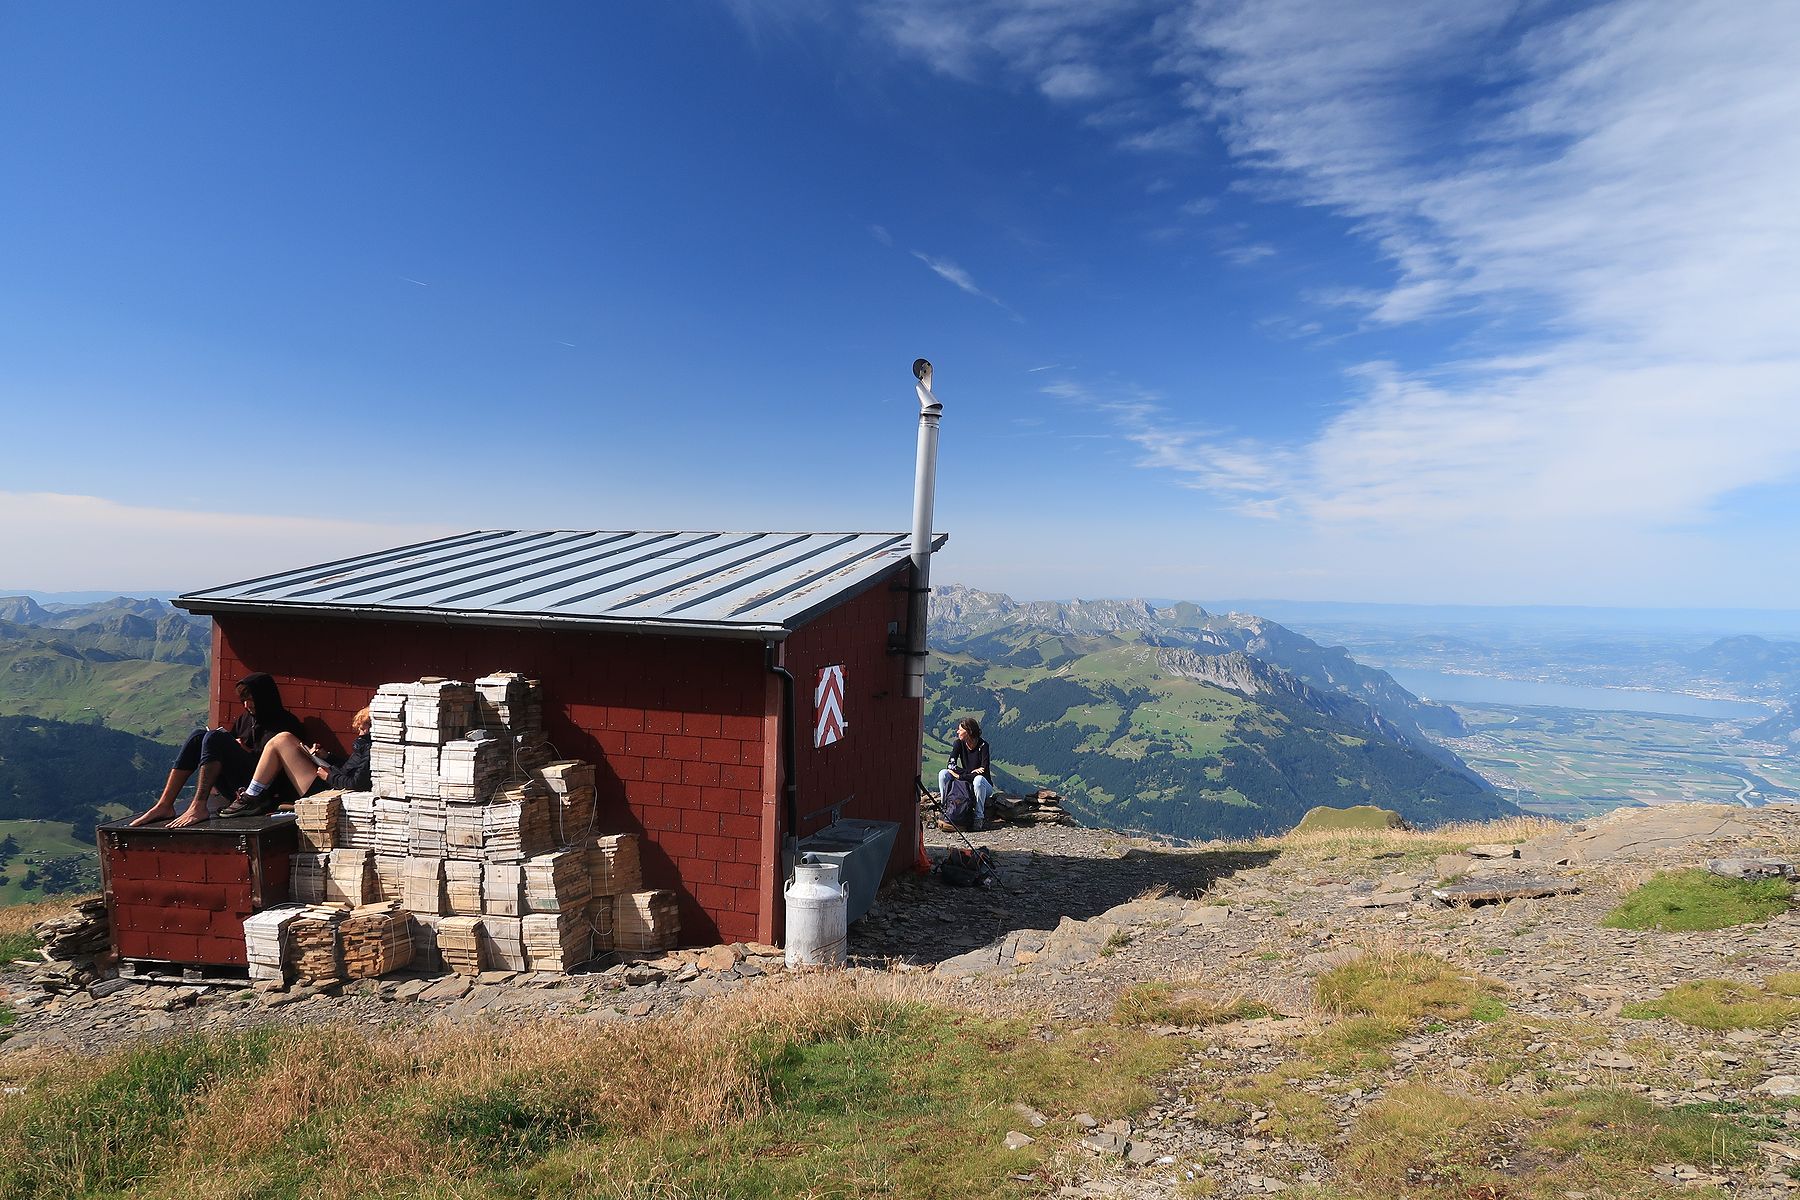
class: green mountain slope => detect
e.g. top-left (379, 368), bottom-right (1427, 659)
top-left (926, 587), bottom-right (1518, 840)
top-left (0, 601), bottom-right (209, 740)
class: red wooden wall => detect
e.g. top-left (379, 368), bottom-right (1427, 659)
top-left (205, 564), bottom-right (924, 946)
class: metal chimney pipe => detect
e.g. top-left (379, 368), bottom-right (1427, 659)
top-left (906, 357), bottom-right (942, 700)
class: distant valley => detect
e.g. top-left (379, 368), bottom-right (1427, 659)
top-left (924, 586), bottom-right (1517, 840)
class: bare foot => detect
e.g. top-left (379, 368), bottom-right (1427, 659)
top-left (168, 805), bottom-right (208, 829)
top-left (129, 803), bottom-right (174, 827)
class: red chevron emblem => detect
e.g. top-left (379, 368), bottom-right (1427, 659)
top-left (813, 664), bottom-right (846, 748)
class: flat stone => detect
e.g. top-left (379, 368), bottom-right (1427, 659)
top-left (1345, 891), bottom-right (1415, 908)
top-left (1126, 1141), bottom-right (1158, 1166)
top-left (1465, 844), bottom-right (1521, 859)
top-left (1013, 1103), bottom-right (1049, 1128)
top-left (1752, 1075), bottom-right (1800, 1098)
top-left (699, 944), bottom-right (740, 972)
top-left (87, 978), bottom-right (133, 999)
top-left (391, 978), bottom-right (433, 1001)
top-left (1431, 878), bottom-right (1581, 904)
top-left (1004, 1131), bottom-right (1034, 1150)
top-left (475, 971), bottom-right (517, 986)
top-left (623, 966), bottom-right (664, 986)
top-left (1182, 905), bottom-right (1229, 927)
top-left (420, 975), bottom-right (472, 1002)
top-left (1081, 1132), bottom-right (1127, 1157)
top-left (626, 1000), bottom-right (654, 1018)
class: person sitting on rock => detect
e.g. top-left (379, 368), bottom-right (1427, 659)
top-left (216, 705), bottom-right (373, 817)
top-left (130, 673), bottom-right (306, 828)
top-left (937, 716), bottom-right (994, 831)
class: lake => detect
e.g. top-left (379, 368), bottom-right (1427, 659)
top-left (1384, 668), bottom-right (1770, 720)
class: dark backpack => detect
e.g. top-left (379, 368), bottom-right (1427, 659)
top-left (937, 845), bottom-right (997, 887)
top-left (941, 777), bottom-right (975, 827)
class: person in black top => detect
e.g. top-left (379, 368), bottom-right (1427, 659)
top-left (130, 673), bottom-right (306, 828)
top-left (218, 705), bottom-right (373, 817)
top-left (937, 716), bottom-right (994, 830)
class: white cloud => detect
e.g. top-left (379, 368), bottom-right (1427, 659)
top-left (0, 492), bottom-right (456, 592)
top-left (911, 251), bottom-right (1021, 319)
top-left (868, 223), bottom-right (893, 246)
top-left (867, 0), bottom-right (1800, 552)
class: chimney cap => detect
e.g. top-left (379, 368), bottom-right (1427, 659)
top-left (912, 358), bottom-right (932, 383)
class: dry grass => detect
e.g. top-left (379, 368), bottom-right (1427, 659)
top-left (0, 895), bottom-right (90, 938)
top-left (1111, 981), bottom-right (1275, 1028)
top-left (1254, 814), bottom-right (1563, 866)
top-left (0, 970), bottom-right (1183, 1200)
top-left (1315, 938), bottom-right (1505, 1025)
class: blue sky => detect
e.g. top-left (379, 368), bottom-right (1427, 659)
top-left (2, 2), bottom-right (1797, 607)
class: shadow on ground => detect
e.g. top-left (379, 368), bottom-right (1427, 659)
top-left (850, 830), bottom-right (1279, 967)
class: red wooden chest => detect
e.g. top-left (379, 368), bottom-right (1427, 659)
top-left (98, 815), bottom-right (298, 967)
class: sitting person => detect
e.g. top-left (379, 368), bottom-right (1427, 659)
top-left (217, 706), bottom-right (373, 817)
top-left (937, 716), bottom-right (994, 831)
top-left (131, 673), bottom-right (305, 828)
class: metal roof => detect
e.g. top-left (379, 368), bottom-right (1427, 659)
top-left (176, 529), bottom-right (948, 639)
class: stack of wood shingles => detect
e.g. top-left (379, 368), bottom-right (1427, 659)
top-left (285, 671), bottom-right (634, 980)
top-left (295, 791), bottom-right (341, 854)
top-left (340, 901), bottom-right (414, 979)
top-left (535, 760), bottom-right (595, 846)
top-left (288, 906), bottom-right (348, 983)
top-left (581, 834), bottom-right (678, 954)
top-left (243, 904), bottom-right (303, 982)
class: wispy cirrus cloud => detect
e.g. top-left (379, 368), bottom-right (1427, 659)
top-left (912, 251), bottom-right (1022, 320)
top-left (864, 0), bottom-right (1800, 544)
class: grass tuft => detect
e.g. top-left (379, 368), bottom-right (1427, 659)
top-left (1111, 982), bottom-right (1274, 1028)
top-left (1603, 869), bottom-right (1794, 932)
top-left (1621, 977), bottom-right (1800, 1031)
top-left (1315, 943), bottom-right (1503, 1025)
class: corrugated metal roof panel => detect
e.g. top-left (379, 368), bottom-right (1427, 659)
top-left (176, 530), bottom-right (948, 637)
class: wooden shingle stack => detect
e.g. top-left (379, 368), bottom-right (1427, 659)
top-left (522, 912), bottom-right (591, 972)
top-left (475, 672), bottom-right (540, 735)
top-left (587, 895), bottom-right (615, 952)
top-left (288, 906), bottom-right (348, 983)
top-left (440, 735), bottom-right (507, 803)
top-left (478, 915), bottom-right (527, 971)
top-left (374, 853), bottom-right (407, 903)
top-left (324, 849), bottom-right (377, 906)
top-left (295, 790), bottom-right (342, 853)
top-left (340, 902), bottom-right (414, 980)
top-left (374, 795), bottom-right (411, 856)
top-left (586, 834), bottom-right (642, 898)
top-left (243, 904), bottom-right (303, 983)
top-left (405, 679), bottom-right (473, 744)
top-left (403, 744), bottom-right (440, 799)
top-left (444, 859), bottom-right (484, 915)
top-left (438, 915), bottom-right (484, 975)
top-left (612, 890), bottom-right (680, 953)
top-left (402, 857), bottom-right (446, 915)
top-left (408, 795), bottom-right (447, 855)
top-left (483, 863), bottom-right (525, 917)
top-left (370, 743), bottom-right (406, 798)
top-left (535, 761), bottom-right (596, 845)
top-left (290, 852), bottom-right (329, 904)
top-left (524, 847), bottom-right (591, 914)
top-left (337, 792), bottom-right (377, 851)
top-left (445, 801), bottom-right (486, 859)
top-left (484, 782), bottom-right (552, 863)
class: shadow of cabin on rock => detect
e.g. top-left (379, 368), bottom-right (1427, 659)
top-left (851, 841), bottom-right (1279, 966)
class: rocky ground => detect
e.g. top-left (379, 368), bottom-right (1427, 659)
top-left (3, 802), bottom-right (1797, 1197)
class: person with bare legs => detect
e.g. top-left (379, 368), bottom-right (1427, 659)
top-left (130, 673), bottom-right (305, 828)
top-left (218, 706), bottom-right (372, 817)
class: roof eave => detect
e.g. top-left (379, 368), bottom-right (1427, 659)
top-left (174, 597), bottom-right (795, 641)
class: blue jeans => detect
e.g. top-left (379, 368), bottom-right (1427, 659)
top-left (173, 728), bottom-right (255, 799)
top-left (937, 770), bottom-right (992, 823)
